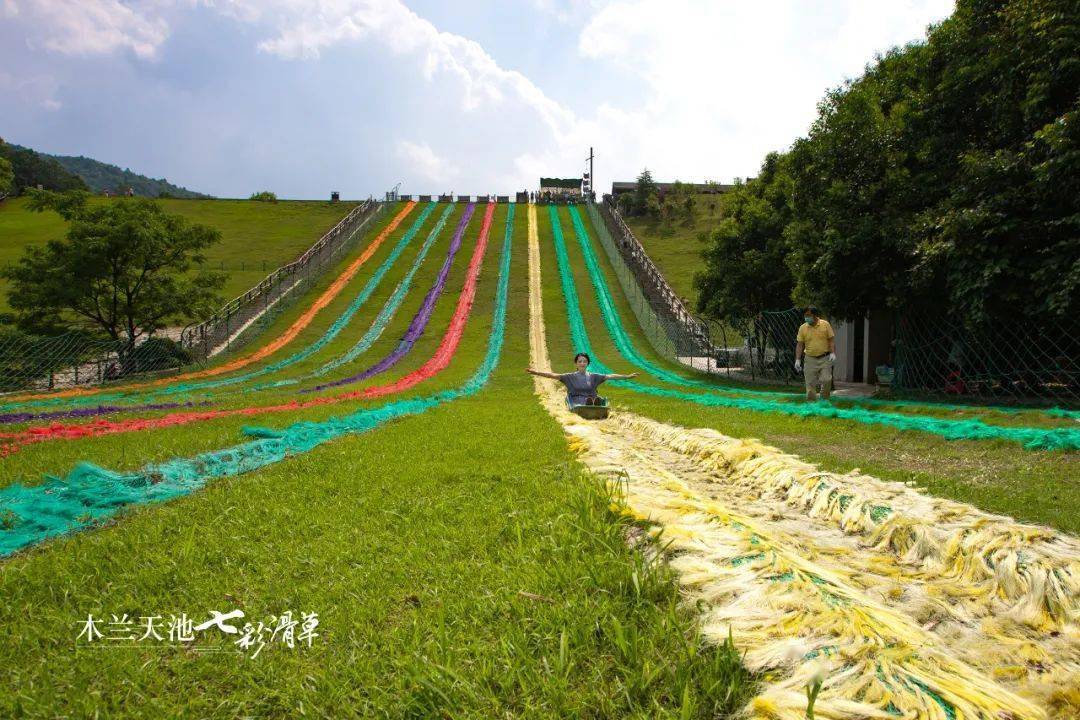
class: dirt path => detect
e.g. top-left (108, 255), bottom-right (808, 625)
top-left (526, 204), bottom-right (1079, 719)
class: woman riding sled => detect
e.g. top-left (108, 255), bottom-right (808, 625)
top-left (527, 353), bottom-right (638, 406)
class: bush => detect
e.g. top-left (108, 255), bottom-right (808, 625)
top-left (249, 191), bottom-right (278, 202)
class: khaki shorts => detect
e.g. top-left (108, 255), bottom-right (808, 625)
top-left (803, 354), bottom-right (833, 392)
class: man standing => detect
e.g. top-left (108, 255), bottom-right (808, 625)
top-left (794, 306), bottom-right (836, 401)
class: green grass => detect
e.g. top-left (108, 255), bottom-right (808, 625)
top-left (541, 205), bottom-right (1079, 533)
top-left (0, 196), bottom-right (361, 309)
top-left (620, 194), bottom-right (726, 309)
top-left (0, 204), bottom-right (757, 718)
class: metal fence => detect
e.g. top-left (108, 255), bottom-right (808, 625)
top-left (592, 196), bottom-right (1078, 401)
top-left (0, 199), bottom-right (384, 393)
top-left (179, 199), bottom-right (382, 360)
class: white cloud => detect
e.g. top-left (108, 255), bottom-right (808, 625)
top-left (0, 70), bottom-right (63, 110)
top-left (2, 0), bottom-right (956, 195)
top-left (397, 140), bottom-right (458, 184)
top-left (201, 0), bottom-right (952, 192)
top-left (575, 0), bottom-right (955, 186)
top-left (8, 0), bottom-right (170, 59)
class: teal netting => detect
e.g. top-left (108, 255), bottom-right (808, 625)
top-left (0, 206), bottom-right (515, 556)
top-left (549, 207), bottom-right (1080, 451)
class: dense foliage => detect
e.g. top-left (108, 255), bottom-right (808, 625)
top-left (617, 170), bottom-right (697, 236)
top-left (46, 153), bottom-right (210, 199)
top-left (695, 153), bottom-right (795, 323)
top-left (695, 0), bottom-right (1080, 327)
top-left (0, 138), bottom-right (87, 195)
top-left (0, 155), bottom-right (12, 197)
top-left (3, 190), bottom-right (225, 367)
top-left (250, 191), bottom-right (278, 202)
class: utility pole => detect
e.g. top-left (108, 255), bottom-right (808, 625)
top-left (584, 146), bottom-right (595, 202)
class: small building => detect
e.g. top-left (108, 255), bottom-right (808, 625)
top-left (439, 194), bottom-right (453, 202)
top-left (331, 191), bottom-right (340, 202)
top-left (457, 195), bottom-right (471, 203)
top-left (540, 177), bottom-right (582, 198)
top-left (419, 194), bottom-right (432, 202)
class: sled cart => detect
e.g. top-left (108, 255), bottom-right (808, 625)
top-left (567, 396), bottom-right (609, 420)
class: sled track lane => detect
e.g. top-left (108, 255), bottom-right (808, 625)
top-left (0, 204), bottom-right (499, 455)
top-left (557, 206), bottom-right (1080, 451)
top-left (0, 204), bottom-right (514, 557)
top-left (528, 203), bottom-right (1080, 719)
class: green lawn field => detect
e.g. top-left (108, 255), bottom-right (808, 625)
top-left (620, 193), bottom-right (726, 309)
top-left (0, 200), bottom-right (1074, 718)
top-left (0, 196), bottom-right (361, 311)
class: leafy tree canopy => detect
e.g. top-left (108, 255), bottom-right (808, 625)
top-left (3, 190), bottom-right (226, 363)
top-left (695, 0), bottom-right (1079, 327)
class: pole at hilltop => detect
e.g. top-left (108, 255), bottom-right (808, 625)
top-left (588, 147), bottom-right (595, 202)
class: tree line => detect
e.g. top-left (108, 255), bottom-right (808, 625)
top-left (693, 0), bottom-right (1078, 331)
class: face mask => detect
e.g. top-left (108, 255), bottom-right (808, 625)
top-left (804, 317), bottom-right (815, 325)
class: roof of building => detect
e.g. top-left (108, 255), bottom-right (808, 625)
top-left (540, 177), bottom-right (582, 189)
top-left (611, 181), bottom-right (736, 194)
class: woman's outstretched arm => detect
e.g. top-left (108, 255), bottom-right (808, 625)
top-left (526, 367), bottom-right (561, 380)
top-left (605, 372), bottom-right (639, 380)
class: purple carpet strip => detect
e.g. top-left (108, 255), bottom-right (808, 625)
top-left (0, 401), bottom-right (211, 425)
top-left (302, 203), bottom-right (476, 394)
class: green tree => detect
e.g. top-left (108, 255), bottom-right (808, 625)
top-left (780, 0), bottom-right (1079, 325)
top-left (695, 154), bottom-right (795, 323)
top-left (250, 190), bottom-right (278, 202)
top-left (3, 190), bottom-right (226, 372)
top-left (0, 139), bottom-right (13, 197)
top-left (633, 168), bottom-right (658, 216)
top-left (0, 156), bottom-right (12, 197)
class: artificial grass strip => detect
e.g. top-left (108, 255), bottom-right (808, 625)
top-left (306, 203), bottom-right (480, 393)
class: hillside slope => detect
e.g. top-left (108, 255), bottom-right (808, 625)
top-left (0, 197), bottom-right (360, 309)
top-left (33, 148), bottom-right (210, 198)
top-left (620, 192), bottom-right (727, 309)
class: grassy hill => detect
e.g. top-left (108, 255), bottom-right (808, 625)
top-left (620, 192), bottom-right (728, 310)
top-left (0, 197), bottom-right (360, 311)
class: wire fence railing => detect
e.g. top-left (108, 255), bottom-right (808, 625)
top-left (590, 199), bottom-right (799, 385)
top-left (0, 199), bottom-right (384, 393)
top-left (893, 314), bottom-right (1080, 403)
top-left (592, 196), bottom-right (1078, 402)
top-left (179, 199), bottom-right (382, 360)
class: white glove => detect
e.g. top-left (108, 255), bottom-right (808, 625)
top-left (794, 359), bottom-right (802, 372)
top-left (828, 352), bottom-right (836, 362)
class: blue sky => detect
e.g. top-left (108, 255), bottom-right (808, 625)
top-left (0, 1), bottom-right (954, 199)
